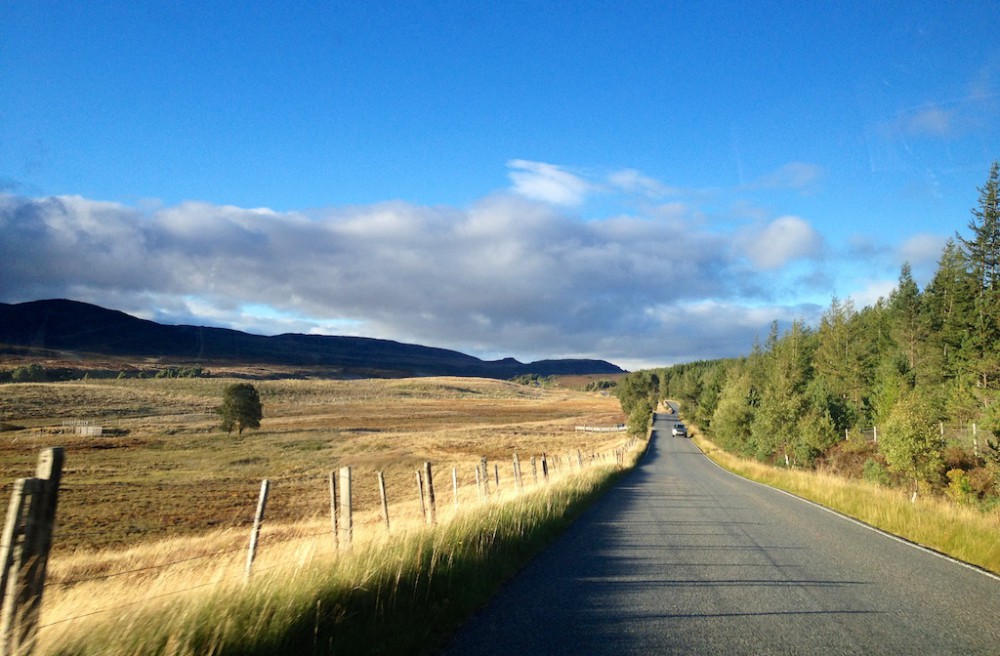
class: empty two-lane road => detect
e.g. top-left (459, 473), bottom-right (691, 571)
top-left (441, 413), bottom-right (1000, 655)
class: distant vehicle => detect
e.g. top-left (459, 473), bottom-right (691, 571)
top-left (672, 423), bottom-right (687, 437)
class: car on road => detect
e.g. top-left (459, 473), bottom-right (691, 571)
top-left (672, 423), bottom-right (687, 437)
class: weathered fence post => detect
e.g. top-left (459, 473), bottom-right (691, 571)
top-left (480, 457), bottom-right (490, 496)
top-left (513, 454), bottom-right (523, 493)
top-left (541, 453), bottom-right (549, 482)
top-left (338, 466), bottom-right (352, 548)
top-left (452, 467), bottom-right (459, 511)
top-left (494, 464), bottom-right (499, 488)
top-left (0, 448), bottom-right (64, 656)
top-left (0, 448), bottom-right (63, 656)
top-left (416, 470), bottom-right (427, 523)
top-left (531, 456), bottom-right (538, 484)
top-left (377, 471), bottom-right (390, 531)
top-left (328, 471), bottom-right (338, 548)
top-left (475, 465), bottom-right (483, 501)
top-left (424, 462), bottom-right (437, 525)
top-left (245, 479), bottom-right (270, 580)
top-left (577, 449), bottom-right (583, 470)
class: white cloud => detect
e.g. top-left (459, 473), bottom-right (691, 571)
top-left (0, 182), bottom-right (921, 367)
top-left (607, 168), bottom-right (674, 198)
top-left (737, 215), bottom-right (823, 270)
top-left (905, 105), bottom-right (953, 137)
top-left (898, 232), bottom-right (947, 268)
top-left (506, 160), bottom-right (592, 206)
top-left (850, 279), bottom-right (898, 308)
top-left (750, 162), bottom-right (824, 192)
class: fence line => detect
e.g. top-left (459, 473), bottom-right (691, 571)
top-left (848, 422), bottom-right (987, 452)
top-left (0, 433), bottom-right (647, 647)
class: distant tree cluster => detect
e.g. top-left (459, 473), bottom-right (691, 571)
top-left (620, 162), bottom-right (1000, 504)
top-left (584, 379), bottom-right (617, 392)
top-left (510, 374), bottom-right (555, 387)
top-left (154, 366), bottom-right (206, 379)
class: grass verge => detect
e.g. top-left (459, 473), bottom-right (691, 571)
top-left (692, 432), bottom-right (1000, 576)
top-left (44, 446), bottom-right (645, 656)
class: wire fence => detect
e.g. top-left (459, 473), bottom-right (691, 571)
top-left (0, 431), bottom-right (643, 648)
top-left (848, 423), bottom-right (990, 455)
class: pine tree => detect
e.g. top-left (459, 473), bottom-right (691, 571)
top-left (957, 161), bottom-right (1000, 388)
top-left (923, 239), bottom-right (974, 380)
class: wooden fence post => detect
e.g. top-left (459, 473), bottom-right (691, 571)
top-left (541, 453), bottom-right (549, 482)
top-left (423, 462), bottom-right (436, 526)
top-left (494, 464), bottom-right (499, 488)
top-left (328, 471), bottom-right (338, 549)
top-left (377, 471), bottom-right (390, 531)
top-left (531, 456), bottom-right (538, 484)
top-left (416, 470), bottom-right (426, 523)
top-left (452, 467), bottom-right (459, 511)
top-left (475, 465), bottom-right (483, 501)
top-left (0, 447), bottom-right (64, 656)
top-left (338, 466), bottom-right (352, 548)
top-left (513, 454), bottom-right (522, 493)
top-left (480, 458), bottom-right (490, 496)
top-left (245, 479), bottom-right (270, 580)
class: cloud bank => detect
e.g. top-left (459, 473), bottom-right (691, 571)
top-left (0, 162), bottom-right (924, 368)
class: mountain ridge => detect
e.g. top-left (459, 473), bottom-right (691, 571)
top-left (0, 299), bottom-right (626, 379)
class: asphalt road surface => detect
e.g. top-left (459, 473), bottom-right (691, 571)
top-left (440, 412), bottom-right (1000, 655)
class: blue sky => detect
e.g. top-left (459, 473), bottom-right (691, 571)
top-left (3, 2), bottom-right (999, 370)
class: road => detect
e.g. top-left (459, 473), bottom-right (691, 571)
top-left (440, 412), bottom-right (1000, 655)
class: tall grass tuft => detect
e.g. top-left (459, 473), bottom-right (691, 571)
top-left (44, 453), bottom-right (641, 656)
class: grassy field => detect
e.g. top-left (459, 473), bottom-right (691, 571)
top-left (0, 374), bottom-right (633, 654)
top-left (0, 376), bottom-right (626, 552)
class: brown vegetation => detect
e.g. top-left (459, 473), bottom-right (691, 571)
top-left (0, 376), bottom-right (626, 554)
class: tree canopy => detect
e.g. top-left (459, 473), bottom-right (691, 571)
top-left (218, 383), bottom-right (263, 436)
top-left (618, 161), bottom-right (1000, 505)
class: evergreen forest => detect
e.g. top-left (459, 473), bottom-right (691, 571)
top-left (618, 162), bottom-right (1000, 506)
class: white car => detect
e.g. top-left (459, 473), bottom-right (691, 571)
top-left (672, 423), bottom-right (687, 437)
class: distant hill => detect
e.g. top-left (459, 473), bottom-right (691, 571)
top-left (0, 299), bottom-right (625, 379)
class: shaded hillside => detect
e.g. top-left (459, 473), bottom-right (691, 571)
top-left (0, 300), bottom-right (625, 378)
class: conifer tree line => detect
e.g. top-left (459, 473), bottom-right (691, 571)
top-left (617, 162), bottom-right (1000, 502)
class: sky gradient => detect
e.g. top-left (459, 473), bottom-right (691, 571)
top-left (3, 2), bottom-right (1000, 370)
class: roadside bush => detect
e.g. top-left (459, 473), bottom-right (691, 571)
top-left (863, 458), bottom-right (892, 486)
top-left (946, 468), bottom-right (975, 505)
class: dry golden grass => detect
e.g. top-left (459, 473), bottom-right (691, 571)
top-left (0, 376), bottom-right (625, 553)
top-left (0, 375), bottom-right (633, 654)
top-left (0, 375), bottom-right (638, 655)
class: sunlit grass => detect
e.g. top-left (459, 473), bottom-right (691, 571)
top-left (692, 430), bottom-right (1000, 575)
top-left (0, 376), bottom-right (637, 654)
top-left (39, 442), bottom-right (646, 655)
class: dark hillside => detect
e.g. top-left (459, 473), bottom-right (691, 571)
top-left (0, 299), bottom-right (625, 378)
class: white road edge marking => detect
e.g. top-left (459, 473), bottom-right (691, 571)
top-left (684, 433), bottom-right (1000, 585)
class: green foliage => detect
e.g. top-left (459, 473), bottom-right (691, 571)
top-left (510, 373), bottom-right (555, 387)
top-left (11, 363), bottom-right (46, 383)
top-left (584, 379), bottom-right (617, 392)
top-left (218, 383), bottom-right (263, 436)
top-left (155, 366), bottom-right (206, 379)
top-left (879, 393), bottom-right (945, 490)
top-left (863, 458), bottom-right (892, 486)
top-left (945, 468), bottom-right (976, 505)
top-left (660, 161), bottom-right (1000, 505)
top-left (626, 398), bottom-right (653, 435)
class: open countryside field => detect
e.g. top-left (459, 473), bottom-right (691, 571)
top-left (0, 375), bottom-right (626, 554)
top-left (0, 375), bottom-right (633, 654)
